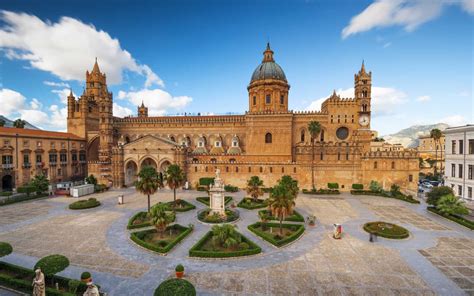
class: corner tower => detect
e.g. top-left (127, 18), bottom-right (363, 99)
top-left (248, 43), bottom-right (290, 113)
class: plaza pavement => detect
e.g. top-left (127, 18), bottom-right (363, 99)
top-left (0, 188), bottom-right (473, 295)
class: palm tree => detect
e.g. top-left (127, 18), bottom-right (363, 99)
top-left (246, 176), bottom-right (264, 202)
top-left (149, 203), bottom-right (175, 238)
top-left (436, 194), bottom-right (469, 216)
top-left (258, 210), bottom-right (270, 231)
top-left (165, 164), bottom-right (185, 209)
top-left (308, 121), bottom-right (321, 190)
top-left (13, 119), bottom-right (26, 128)
top-left (135, 166), bottom-right (163, 213)
top-left (430, 128), bottom-right (442, 175)
top-left (211, 224), bottom-right (241, 249)
top-left (268, 184), bottom-right (294, 235)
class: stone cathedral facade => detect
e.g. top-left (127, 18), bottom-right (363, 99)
top-left (66, 44), bottom-right (419, 193)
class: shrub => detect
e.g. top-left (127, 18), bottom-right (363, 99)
top-left (427, 186), bottom-right (454, 206)
top-left (30, 174), bottom-right (49, 195)
top-left (436, 194), bottom-right (469, 216)
top-left (327, 183), bottom-right (339, 189)
top-left (68, 279), bottom-right (81, 294)
top-left (427, 207), bottom-right (474, 230)
top-left (258, 210), bottom-right (305, 222)
top-left (239, 242), bottom-right (249, 250)
top-left (369, 181), bottom-right (383, 193)
top-left (390, 184), bottom-right (401, 196)
top-left (80, 271), bottom-right (91, 280)
top-left (237, 198), bottom-right (268, 209)
top-left (34, 254), bottom-right (69, 276)
top-left (175, 264), bottom-right (184, 272)
top-left (0, 242), bottom-right (13, 258)
top-left (352, 184), bottom-right (363, 190)
top-left (94, 184), bottom-right (108, 192)
top-left (154, 278), bottom-right (196, 296)
top-left (224, 184), bottom-right (239, 192)
top-left (17, 185), bottom-right (36, 197)
top-left (189, 231), bottom-right (261, 258)
top-left (0, 191), bottom-right (12, 196)
top-left (199, 177), bottom-right (214, 186)
top-left (69, 198), bottom-right (101, 210)
top-left (302, 188), bottom-right (340, 195)
top-left (85, 174), bottom-right (98, 185)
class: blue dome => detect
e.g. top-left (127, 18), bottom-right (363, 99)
top-left (250, 61), bottom-right (287, 83)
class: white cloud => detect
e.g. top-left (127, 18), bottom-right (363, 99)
top-left (0, 10), bottom-right (163, 87)
top-left (439, 114), bottom-right (468, 126)
top-left (416, 95), bottom-right (431, 102)
top-left (342, 0), bottom-right (474, 39)
top-left (43, 81), bottom-right (69, 88)
top-left (30, 98), bottom-right (42, 110)
top-left (51, 88), bottom-right (74, 104)
top-left (306, 86), bottom-right (407, 116)
top-left (118, 88), bottom-right (192, 116)
top-left (0, 88), bottom-right (26, 116)
top-left (383, 42), bottom-right (392, 48)
top-left (18, 109), bottom-right (50, 127)
top-left (113, 103), bottom-right (133, 118)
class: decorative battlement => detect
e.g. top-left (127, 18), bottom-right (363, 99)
top-left (363, 150), bottom-right (418, 158)
top-left (293, 110), bottom-right (326, 115)
top-left (115, 114), bottom-right (246, 124)
top-left (246, 110), bottom-right (293, 115)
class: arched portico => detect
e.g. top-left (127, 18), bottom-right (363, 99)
top-left (140, 157), bottom-right (158, 170)
top-left (124, 160), bottom-right (138, 186)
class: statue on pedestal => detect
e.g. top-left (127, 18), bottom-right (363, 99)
top-left (83, 281), bottom-right (100, 296)
top-left (209, 169), bottom-right (226, 216)
top-left (32, 268), bottom-right (45, 296)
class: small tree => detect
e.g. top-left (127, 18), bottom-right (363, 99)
top-left (13, 119), bottom-right (26, 128)
top-left (149, 203), bottom-right (175, 238)
top-left (278, 175), bottom-right (299, 200)
top-left (427, 186), bottom-right (454, 206)
top-left (436, 194), bottom-right (469, 216)
top-left (259, 210), bottom-right (270, 231)
top-left (85, 174), bottom-right (98, 186)
top-left (34, 254), bottom-right (69, 285)
top-left (30, 174), bottom-right (49, 196)
top-left (246, 176), bottom-right (264, 202)
top-left (390, 184), bottom-right (401, 196)
top-left (268, 184), bottom-right (294, 235)
top-left (135, 166), bottom-right (163, 213)
top-left (369, 180), bottom-right (382, 193)
top-left (165, 164), bottom-right (186, 209)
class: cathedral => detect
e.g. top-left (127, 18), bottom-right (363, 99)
top-left (66, 44), bottom-right (419, 193)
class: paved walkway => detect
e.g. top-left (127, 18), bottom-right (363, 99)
top-left (0, 189), bottom-right (472, 295)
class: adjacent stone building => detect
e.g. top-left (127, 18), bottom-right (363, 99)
top-left (66, 44), bottom-right (419, 193)
top-left (418, 134), bottom-right (445, 175)
top-left (0, 127), bottom-right (87, 191)
top-left (444, 125), bottom-right (474, 200)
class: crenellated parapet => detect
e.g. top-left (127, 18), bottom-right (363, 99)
top-left (115, 114), bottom-right (246, 124)
top-left (363, 150), bottom-right (419, 159)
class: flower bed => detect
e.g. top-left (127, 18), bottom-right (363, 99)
top-left (130, 224), bottom-right (193, 254)
top-left (68, 198), bottom-right (101, 210)
top-left (189, 231), bottom-right (261, 258)
top-left (363, 221), bottom-right (409, 239)
top-left (0, 261), bottom-right (95, 295)
top-left (258, 210), bottom-right (305, 222)
top-left (351, 190), bottom-right (420, 204)
top-left (197, 209), bottom-right (239, 223)
top-left (196, 196), bottom-right (232, 206)
top-left (427, 206), bottom-right (474, 230)
top-left (127, 211), bottom-right (176, 230)
top-left (248, 222), bottom-right (305, 247)
top-left (302, 189), bottom-right (340, 195)
top-left (154, 278), bottom-right (196, 296)
top-left (237, 198), bottom-right (268, 209)
top-left (161, 200), bottom-right (196, 212)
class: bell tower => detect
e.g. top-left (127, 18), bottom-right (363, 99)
top-left (355, 61), bottom-right (372, 113)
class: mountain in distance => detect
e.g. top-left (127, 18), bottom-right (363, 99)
top-left (0, 115), bottom-right (40, 130)
top-left (382, 123), bottom-right (450, 148)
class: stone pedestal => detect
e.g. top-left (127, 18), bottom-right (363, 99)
top-left (209, 169), bottom-right (226, 216)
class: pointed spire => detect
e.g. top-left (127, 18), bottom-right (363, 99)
top-left (263, 42), bottom-right (274, 62)
top-left (360, 60), bottom-right (366, 74)
top-left (68, 88), bottom-right (73, 97)
top-left (140, 100), bottom-right (145, 108)
top-left (92, 57), bottom-right (100, 73)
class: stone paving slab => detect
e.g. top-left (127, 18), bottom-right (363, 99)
top-left (0, 202), bottom-right (51, 226)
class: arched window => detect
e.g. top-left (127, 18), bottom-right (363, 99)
top-left (300, 130), bottom-right (305, 142)
top-left (210, 158), bottom-right (217, 163)
top-left (125, 136), bottom-right (130, 143)
top-left (320, 130), bottom-right (325, 142)
top-left (248, 166), bottom-right (251, 173)
top-left (260, 167), bottom-right (263, 173)
top-left (374, 161), bottom-right (378, 169)
top-left (391, 161), bottom-right (395, 169)
top-left (253, 96), bottom-right (256, 105)
top-left (170, 136), bottom-right (175, 142)
top-left (265, 133), bottom-right (272, 144)
top-left (266, 94), bottom-right (271, 104)
top-left (280, 95), bottom-right (284, 105)
top-left (236, 167), bottom-right (239, 172)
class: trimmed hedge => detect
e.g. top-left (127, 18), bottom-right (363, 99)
top-left (0, 193), bottom-right (48, 207)
top-left (189, 231), bottom-right (261, 258)
top-left (34, 254), bottom-right (70, 276)
top-left (0, 261), bottom-right (92, 295)
top-left (17, 185), bottom-right (36, 196)
top-left (258, 210), bottom-right (305, 222)
top-left (199, 177), bottom-right (214, 186)
top-left (351, 190), bottom-right (420, 204)
top-left (127, 211), bottom-right (176, 230)
top-left (237, 198), bottom-right (268, 209)
top-left (327, 183), bottom-right (339, 189)
top-left (0, 191), bottom-right (12, 196)
top-left (154, 278), bottom-right (196, 296)
top-left (197, 209), bottom-right (239, 223)
top-left (248, 222), bottom-right (305, 247)
top-left (302, 189), bottom-right (340, 195)
top-left (352, 184), bottom-right (364, 190)
top-left (363, 221), bottom-right (409, 239)
top-left (161, 200), bottom-right (196, 212)
top-left (224, 185), bottom-right (239, 192)
top-left (130, 224), bottom-right (193, 254)
top-left (0, 242), bottom-right (12, 257)
top-left (196, 196), bottom-right (232, 206)
top-left (427, 206), bottom-right (474, 230)
top-left (69, 198), bottom-right (101, 210)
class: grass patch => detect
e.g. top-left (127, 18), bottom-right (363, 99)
top-left (160, 200), bottom-right (196, 212)
top-left (68, 198), bottom-right (101, 210)
top-left (258, 209), bottom-right (305, 222)
top-left (189, 231), bottom-right (261, 258)
top-left (197, 209), bottom-right (239, 223)
top-left (248, 222), bottom-right (305, 247)
top-left (237, 198), bottom-right (268, 209)
top-left (427, 206), bottom-right (474, 230)
top-left (351, 190), bottom-right (420, 204)
top-left (196, 196), bottom-right (232, 206)
top-left (127, 211), bottom-right (176, 230)
top-left (363, 221), bottom-right (409, 239)
top-left (154, 278), bottom-right (196, 296)
top-left (130, 224), bottom-right (193, 254)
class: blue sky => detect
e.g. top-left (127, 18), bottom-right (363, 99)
top-left (0, 0), bottom-right (472, 135)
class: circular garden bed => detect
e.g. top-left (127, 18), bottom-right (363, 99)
top-left (69, 198), bottom-right (101, 210)
top-left (154, 278), bottom-right (196, 296)
top-left (237, 198), bottom-right (268, 209)
top-left (363, 221), bottom-right (409, 239)
top-left (197, 209), bottom-right (239, 224)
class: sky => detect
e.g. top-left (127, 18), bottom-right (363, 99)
top-left (0, 0), bottom-right (472, 135)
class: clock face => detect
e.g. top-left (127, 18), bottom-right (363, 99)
top-left (359, 115), bottom-right (370, 127)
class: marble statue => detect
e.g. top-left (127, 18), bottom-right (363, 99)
top-left (32, 268), bottom-right (45, 296)
top-left (83, 282), bottom-right (100, 296)
top-left (209, 169), bottom-right (226, 216)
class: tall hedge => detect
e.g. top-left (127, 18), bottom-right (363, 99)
top-left (199, 178), bottom-right (214, 186)
top-left (327, 183), bottom-right (339, 189)
top-left (34, 254), bottom-right (69, 276)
